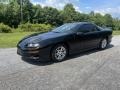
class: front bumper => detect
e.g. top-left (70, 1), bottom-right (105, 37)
top-left (17, 47), bottom-right (51, 60)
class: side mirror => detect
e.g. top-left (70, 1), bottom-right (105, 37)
top-left (76, 32), bottom-right (84, 35)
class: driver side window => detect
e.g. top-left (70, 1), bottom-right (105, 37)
top-left (78, 24), bottom-right (92, 33)
top-left (77, 24), bottom-right (100, 33)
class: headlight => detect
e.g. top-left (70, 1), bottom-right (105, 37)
top-left (27, 43), bottom-right (40, 48)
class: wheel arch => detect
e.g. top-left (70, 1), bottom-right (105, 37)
top-left (50, 42), bottom-right (70, 56)
top-left (99, 36), bottom-right (108, 49)
top-left (103, 35), bottom-right (109, 43)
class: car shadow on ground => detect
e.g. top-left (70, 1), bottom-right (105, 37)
top-left (21, 57), bottom-right (54, 66)
top-left (21, 44), bottom-right (114, 66)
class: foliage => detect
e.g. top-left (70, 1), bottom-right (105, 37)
top-left (113, 18), bottom-right (120, 30)
top-left (0, 0), bottom-right (120, 30)
top-left (61, 4), bottom-right (76, 23)
top-left (0, 23), bottom-right (12, 33)
top-left (4, 1), bottom-right (20, 28)
top-left (18, 23), bottom-right (53, 32)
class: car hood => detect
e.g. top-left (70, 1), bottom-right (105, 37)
top-left (18, 31), bottom-right (68, 48)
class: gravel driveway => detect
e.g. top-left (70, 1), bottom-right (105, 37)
top-left (0, 36), bottom-right (120, 90)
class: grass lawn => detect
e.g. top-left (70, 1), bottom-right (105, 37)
top-left (0, 32), bottom-right (35, 48)
top-left (113, 30), bottom-right (120, 35)
top-left (0, 30), bottom-right (120, 48)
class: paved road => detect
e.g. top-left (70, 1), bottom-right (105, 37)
top-left (0, 36), bottom-right (120, 90)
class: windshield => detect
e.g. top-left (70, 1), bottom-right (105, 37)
top-left (52, 23), bottom-right (78, 33)
top-left (97, 26), bottom-right (104, 30)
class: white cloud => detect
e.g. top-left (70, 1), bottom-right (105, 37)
top-left (32, 0), bottom-right (69, 9)
top-left (31, 0), bottom-right (83, 12)
top-left (85, 7), bottom-right (91, 9)
top-left (48, 0), bottom-right (53, 2)
top-left (94, 7), bottom-right (120, 16)
top-left (74, 6), bottom-right (82, 13)
top-left (31, 0), bottom-right (120, 18)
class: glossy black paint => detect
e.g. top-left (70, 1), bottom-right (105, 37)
top-left (17, 22), bottom-right (112, 60)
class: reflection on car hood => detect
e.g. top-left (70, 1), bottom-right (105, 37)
top-left (25, 32), bottom-right (67, 42)
top-left (18, 31), bottom-right (67, 49)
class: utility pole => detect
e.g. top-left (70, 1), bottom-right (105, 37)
top-left (20, 0), bottom-right (23, 23)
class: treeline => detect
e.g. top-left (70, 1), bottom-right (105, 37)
top-left (0, 0), bottom-right (120, 30)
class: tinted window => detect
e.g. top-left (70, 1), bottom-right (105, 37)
top-left (52, 23), bottom-right (78, 33)
top-left (91, 25), bottom-right (100, 32)
top-left (77, 24), bottom-right (99, 33)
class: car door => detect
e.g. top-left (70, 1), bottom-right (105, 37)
top-left (87, 25), bottom-right (102, 47)
top-left (74, 24), bottom-right (101, 51)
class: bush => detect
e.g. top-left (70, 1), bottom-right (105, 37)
top-left (0, 23), bottom-right (12, 33)
top-left (18, 23), bottom-right (53, 32)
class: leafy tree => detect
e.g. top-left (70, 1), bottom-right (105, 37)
top-left (104, 14), bottom-right (113, 28)
top-left (0, 1), bottom-right (119, 30)
top-left (22, 0), bottom-right (33, 23)
top-left (42, 6), bottom-right (62, 26)
top-left (4, 0), bottom-right (20, 27)
top-left (32, 5), bottom-right (43, 23)
top-left (61, 4), bottom-right (76, 23)
top-left (94, 13), bottom-right (105, 26)
top-left (113, 18), bottom-right (120, 30)
top-left (0, 4), bottom-right (6, 23)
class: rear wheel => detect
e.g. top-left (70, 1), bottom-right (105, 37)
top-left (99, 38), bottom-right (108, 49)
top-left (51, 44), bottom-right (68, 62)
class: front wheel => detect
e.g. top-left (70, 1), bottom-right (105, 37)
top-left (51, 44), bottom-right (68, 62)
top-left (99, 38), bottom-right (108, 49)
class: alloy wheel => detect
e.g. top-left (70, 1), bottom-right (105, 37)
top-left (101, 39), bottom-right (107, 49)
top-left (52, 45), bottom-right (67, 61)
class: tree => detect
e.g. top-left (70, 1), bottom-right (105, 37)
top-left (0, 2), bottom-right (119, 30)
top-left (113, 18), bottom-right (120, 30)
top-left (4, 0), bottom-right (20, 27)
top-left (42, 6), bottom-right (62, 26)
top-left (94, 13), bottom-right (105, 26)
top-left (19, 0), bottom-right (33, 23)
top-left (90, 11), bottom-right (95, 16)
top-left (0, 4), bottom-right (6, 23)
top-left (61, 3), bottom-right (76, 23)
top-left (104, 14), bottom-right (113, 28)
top-left (32, 5), bottom-right (43, 23)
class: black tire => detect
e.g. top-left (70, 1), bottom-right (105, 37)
top-left (51, 44), bottom-right (68, 62)
top-left (99, 38), bottom-right (108, 49)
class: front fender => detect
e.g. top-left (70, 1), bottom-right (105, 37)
top-left (39, 34), bottom-right (73, 48)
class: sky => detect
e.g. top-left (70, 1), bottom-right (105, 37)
top-left (30, 0), bottom-right (120, 18)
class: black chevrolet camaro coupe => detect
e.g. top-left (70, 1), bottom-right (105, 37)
top-left (17, 22), bottom-right (112, 61)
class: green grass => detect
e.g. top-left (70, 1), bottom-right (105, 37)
top-left (0, 30), bottom-right (120, 48)
top-left (113, 30), bottom-right (120, 35)
top-left (0, 32), bottom-right (35, 48)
